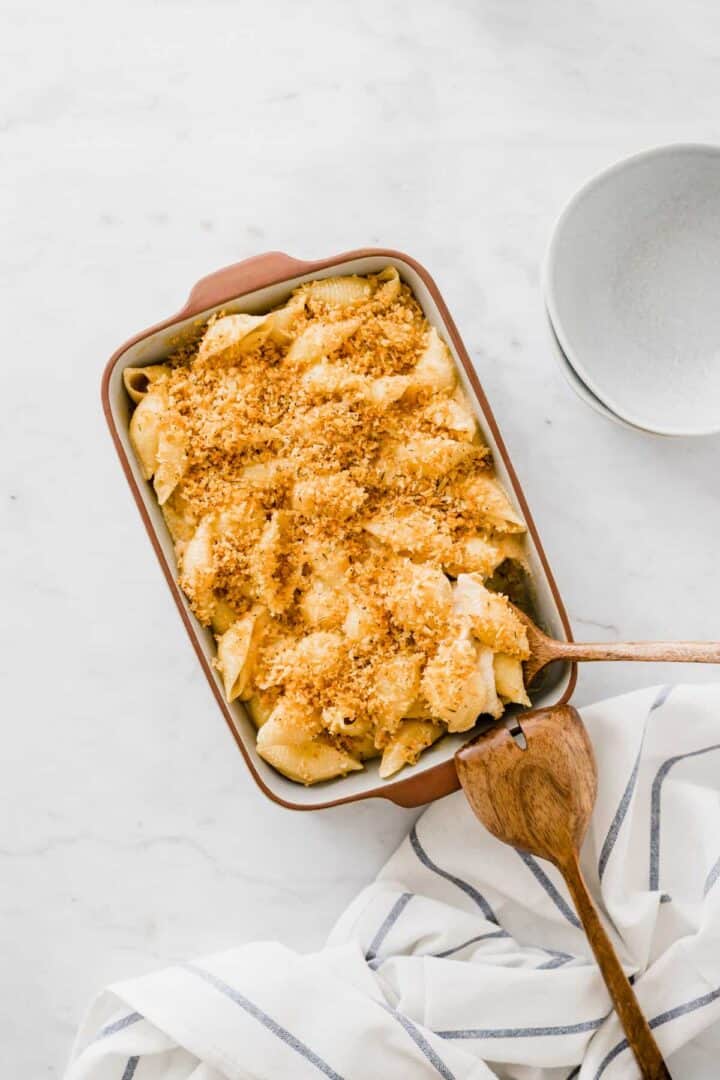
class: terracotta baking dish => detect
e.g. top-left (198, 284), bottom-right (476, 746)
top-left (102, 249), bottom-right (576, 810)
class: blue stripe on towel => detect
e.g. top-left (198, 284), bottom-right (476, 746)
top-left (436, 1015), bottom-right (606, 1040)
top-left (365, 892), bottom-right (413, 962)
top-left (121, 1057), bottom-right (139, 1080)
top-left (183, 963), bottom-right (345, 1080)
top-left (409, 824), bottom-right (499, 924)
top-left (704, 856), bottom-right (720, 897)
top-left (593, 984), bottom-right (720, 1078)
top-left (536, 954), bottom-right (573, 970)
top-left (432, 929), bottom-right (510, 959)
top-left (598, 685), bottom-right (671, 881)
top-left (380, 1004), bottom-right (456, 1080)
top-left (93, 1012), bottom-right (143, 1042)
top-left (649, 743), bottom-right (720, 891)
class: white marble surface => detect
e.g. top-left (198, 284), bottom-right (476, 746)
top-left (3, 0), bottom-right (720, 1074)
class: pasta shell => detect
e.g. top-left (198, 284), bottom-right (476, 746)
top-left (494, 653), bottom-right (531, 706)
top-left (265, 294), bottom-right (306, 344)
top-left (372, 653), bottom-right (423, 732)
top-left (493, 533), bottom-right (529, 568)
top-left (298, 576), bottom-right (347, 630)
top-left (128, 387), bottom-right (166, 480)
top-left (443, 535), bottom-right (501, 577)
top-left (251, 510), bottom-right (302, 615)
top-left (256, 701), bottom-right (323, 748)
top-left (286, 317), bottom-right (361, 367)
top-left (302, 359), bottom-right (363, 396)
top-left (245, 692), bottom-right (277, 729)
top-left (378, 435), bottom-right (475, 482)
top-left (363, 375), bottom-right (410, 408)
top-left (258, 738), bottom-right (363, 785)
top-left (161, 489), bottom-right (197, 544)
top-left (457, 475), bottom-right (526, 533)
top-left (404, 696), bottom-right (435, 720)
top-left (379, 720), bottom-right (443, 779)
top-left (292, 473), bottom-right (366, 521)
top-left (421, 633), bottom-right (502, 732)
top-left (215, 606), bottom-right (269, 702)
top-left (344, 732), bottom-right (381, 762)
top-left (123, 364), bottom-right (170, 404)
top-left (373, 266), bottom-right (402, 307)
top-left (179, 516), bottom-right (217, 625)
top-left (421, 391), bottom-right (477, 440)
top-left (452, 574), bottom-right (530, 659)
top-left (364, 508), bottom-right (450, 564)
top-left (409, 327), bottom-right (457, 393)
top-left (384, 559), bottom-right (453, 633)
top-left (303, 275), bottom-right (372, 309)
top-left (211, 599), bottom-right (239, 636)
top-left (153, 419), bottom-right (188, 505)
top-left (198, 313), bottom-right (269, 362)
top-left (342, 598), bottom-right (379, 641)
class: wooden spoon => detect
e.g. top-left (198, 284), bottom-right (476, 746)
top-left (455, 704), bottom-right (671, 1080)
top-left (511, 604), bottom-right (720, 687)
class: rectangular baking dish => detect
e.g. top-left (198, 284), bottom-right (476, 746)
top-left (103, 249), bottom-right (576, 810)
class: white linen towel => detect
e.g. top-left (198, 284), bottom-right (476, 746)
top-left (66, 685), bottom-right (720, 1079)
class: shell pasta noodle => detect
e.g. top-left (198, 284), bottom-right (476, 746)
top-left (125, 268), bottom-right (532, 784)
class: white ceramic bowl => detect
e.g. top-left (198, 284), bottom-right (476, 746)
top-left (545, 144), bottom-right (720, 437)
top-left (544, 309), bottom-right (642, 432)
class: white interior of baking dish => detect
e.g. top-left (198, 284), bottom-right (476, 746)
top-left (108, 254), bottom-right (572, 807)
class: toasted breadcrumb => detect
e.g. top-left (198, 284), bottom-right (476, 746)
top-left (128, 269), bottom-right (530, 780)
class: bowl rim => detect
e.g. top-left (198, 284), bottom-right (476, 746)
top-left (544, 306), bottom-right (650, 433)
top-left (543, 142), bottom-right (720, 438)
top-left (102, 248), bottom-right (576, 810)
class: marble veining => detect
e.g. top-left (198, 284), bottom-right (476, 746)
top-left (3, 0), bottom-right (720, 1073)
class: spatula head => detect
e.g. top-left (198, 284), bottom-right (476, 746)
top-left (455, 705), bottom-right (597, 867)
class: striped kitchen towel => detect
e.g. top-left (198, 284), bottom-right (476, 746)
top-left (66, 685), bottom-right (720, 1079)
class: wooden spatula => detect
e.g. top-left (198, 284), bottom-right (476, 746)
top-left (510, 604), bottom-right (720, 687)
top-left (455, 704), bottom-right (671, 1080)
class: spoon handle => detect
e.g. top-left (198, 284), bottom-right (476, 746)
top-left (561, 640), bottom-right (720, 665)
top-left (561, 852), bottom-right (671, 1079)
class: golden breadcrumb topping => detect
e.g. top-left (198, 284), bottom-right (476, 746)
top-left (126, 268), bottom-right (531, 783)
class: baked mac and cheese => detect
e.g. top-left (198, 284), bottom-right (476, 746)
top-left (126, 268), bottom-right (531, 784)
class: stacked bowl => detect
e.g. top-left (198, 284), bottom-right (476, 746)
top-left (543, 144), bottom-right (720, 438)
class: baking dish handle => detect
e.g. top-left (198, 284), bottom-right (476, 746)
top-left (177, 252), bottom-right (317, 319)
top-left (381, 759), bottom-right (461, 807)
